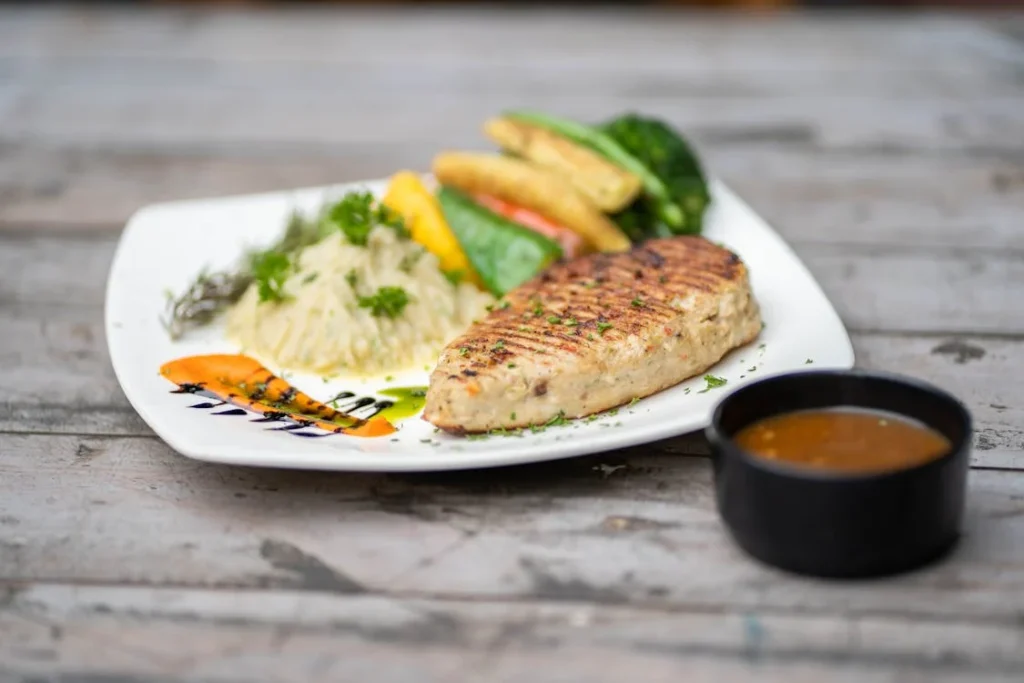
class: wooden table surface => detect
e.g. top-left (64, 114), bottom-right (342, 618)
top-left (2, 4), bottom-right (1024, 682)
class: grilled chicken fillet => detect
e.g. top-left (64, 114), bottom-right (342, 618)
top-left (423, 236), bottom-right (762, 434)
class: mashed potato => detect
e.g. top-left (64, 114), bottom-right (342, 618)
top-left (225, 225), bottom-right (494, 377)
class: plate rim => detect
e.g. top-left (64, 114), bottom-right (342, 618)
top-left (104, 176), bottom-right (855, 472)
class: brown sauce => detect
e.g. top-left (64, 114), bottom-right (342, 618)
top-left (733, 407), bottom-right (951, 474)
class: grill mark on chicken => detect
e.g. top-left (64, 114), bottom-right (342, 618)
top-left (424, 235), bottom-right (763, 433)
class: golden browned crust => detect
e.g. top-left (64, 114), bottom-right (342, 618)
top-left (423, 236), bottom-right (763, 433)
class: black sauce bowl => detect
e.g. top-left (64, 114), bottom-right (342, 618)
top-left (705, 369), bottom-right (972, 579)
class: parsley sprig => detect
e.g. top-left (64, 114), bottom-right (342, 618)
top-left (250, 251), bottom-right (293, 303)
top-left (358, 286), bottom-right (411, 319)
top-left (329, 191), bottom-right (408, 246)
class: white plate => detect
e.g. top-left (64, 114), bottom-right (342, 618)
top-left (105, 177), bottom-right (854, 472)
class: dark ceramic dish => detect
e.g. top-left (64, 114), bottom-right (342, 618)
top-left (706, 369), bottom-right (972, 579)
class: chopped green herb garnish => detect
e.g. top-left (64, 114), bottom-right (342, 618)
top-left (399, 249), bottom-right (424, 272)
top-left (628, 397), bottom-right (641, 407)
top-left (658, 275), bottom-right (668, 284)
top-left (545, 410), bottom-right (569, 427)
top-left (345, 269), bottom-right (358, 289)
top-left (302, 272), bottom-right (319, 285)
top-left (510, 412), bottom-right (517, 421)
top-left (443, 269), bottom-right (464, 286)
top-left (597, 321), bottom-right (613, 335)
top-left (631, 297), bottom-right (645, 308)
top-left (518, 325), bottom-right (529, 332)
top-left (330, 190), bottom-right (407, 246)
top-left (805, 358), bottom-right (814, 364)
top-left (497, 300), bottom-right (511, 310)
top-left (358, 286), bottom-right (410, 319)
top-left (532, 301), bottom-right (544, 316)
top-left (459, 347), bottom-right (469, 356)
top-left (547, 315), bottom-right (562, 324)
top-left (492, 339), bottom-right (506, 352)
top-left (684, 387), bottom-right (691, 395)
top-left (583, 280), bottom-right (598, 289)
top-left (508, 363), bottom-right (517, 369)
top-left (250, 251), bottom-right (292, 303)
top-left (385, 375), bottom-right (394, 382)
top-left (587, 333), bottom-right (595, 341)
top-left (698, 374), bottom-right (728, 393)
top-left (564, 317), bottom-right (578, 327)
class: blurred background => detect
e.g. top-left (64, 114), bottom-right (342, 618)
top-left (3, 1), bottom-right (1023, 8)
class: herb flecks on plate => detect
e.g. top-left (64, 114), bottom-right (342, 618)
top-left (698, 374), bottom-right (728, 393)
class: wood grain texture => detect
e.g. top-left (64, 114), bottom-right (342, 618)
top-left (2, 6), bottom-right (1024, 681)
top-left (3, 585), bottom-right (1024, 683)
top-left (2, 434), bottom-right (1024, 622)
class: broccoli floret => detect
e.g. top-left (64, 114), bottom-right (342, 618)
top-left (601, 113), bottom-right (711, 237)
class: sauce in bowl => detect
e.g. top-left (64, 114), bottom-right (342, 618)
top-left (733, 407), bottom-right (951, 474)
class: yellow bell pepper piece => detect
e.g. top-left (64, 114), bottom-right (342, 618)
top-left (382, 171), bottom-right (482, 288)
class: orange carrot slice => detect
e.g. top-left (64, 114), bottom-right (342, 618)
top-left (160, 354), bottom-right (396, 437)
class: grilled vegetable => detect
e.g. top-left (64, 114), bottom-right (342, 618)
top-left (471, 193), bottom-right (586, 258)
top-left (382, 171), bottom-right (482, 287)
top-left (160, 353), bottom-right (395, 437)
top-left (432, 151), bottom-right (631, 253)
top-left (503, 109), bottom-right (685, 231)
top-left (483, 117), bottom-right (642, 212)
top-left (436, 186), bottom-right (563, 297)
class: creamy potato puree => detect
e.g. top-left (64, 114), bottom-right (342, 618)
top-left (226, 226), bottom-right (494, 377)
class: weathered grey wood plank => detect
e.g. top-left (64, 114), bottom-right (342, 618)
top-left (2, 145), bottom-right (1022, 255)
top-left (7, 89), bottom-right (1021, 153)
top-left (2, 434), bottom-right (1023, 624)
top-left (0, 5), bottom-right (1019, 74)
top-left (1, 10), bottom-right (1021, 153)
top-left (2, 584), bottom-right (1024, 683)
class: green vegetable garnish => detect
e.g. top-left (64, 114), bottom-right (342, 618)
top-left (250, 251), bottom-right (292, 303)
top-left (358, 286), bottom-right (410, 319)
top-left (597, 321), bottom-right (613, 335)
top-left (698, 375), bottom-right (728, 393)
top-left (436, 186), bottom-right (562, 296)
top-left (602, 113), bottom-right (711, 237)
top-left (329, 190), bottom-right (408, 246)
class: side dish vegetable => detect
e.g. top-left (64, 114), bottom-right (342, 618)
top-left (164, 108), bottom-right (711, 343)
